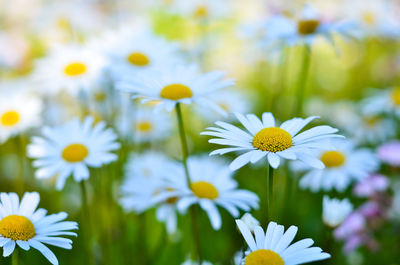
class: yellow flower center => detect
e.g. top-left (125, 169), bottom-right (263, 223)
top-left (391, 88), bottom-right (400, 106)
top-left (64, 62), bottom-right (87, 76)
top-left (160, 84), bottom-right (193, 100)
top-left (362, 11), bottom-right (375, 25)
top-left (0, 215), bottom-right (35, 241)
top-left (136, 121), bottom-right (153, 132)
top-left (297, 19), bottom-right (320, 35)
top-left (245, 249), bottom-right (285, 265)
top-left (194, 5), bottom-right (208, 17)
top-left (127, 52), bottom-right (150, 66)
top-left (94, 92), bottom-right (107, 102)
top-left (62, 143), bottom-right (89, 163)
top-left (252, 127), bottom-right (293, 152)
top-left (364, 116), bottom-right (379, 127)
top-left (320, 151), bottom-right (346, 168)
top-left (218, 103), bottom-right (230, 112)
top-left (190, 181), bottom-right (219, 200)
top-left (0, 111), bottom-right (20, 127)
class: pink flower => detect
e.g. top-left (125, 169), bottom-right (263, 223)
top-left (353, 174), bottom-right (389, 197)
top-left (334, 212), bottom-right (366, 240)
top-left (378, 141), bottom-right (400, 166)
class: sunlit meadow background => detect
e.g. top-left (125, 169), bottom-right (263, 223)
top-left (1, 0), bottom-right (400, 264)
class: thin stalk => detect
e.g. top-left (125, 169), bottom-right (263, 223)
top-left (293, 44), bottom-right (311, 117)
top-left (80, 181), bottom-right (94, 265)
top-left (175, 103), bottom-right (202, 263)
top-left (11, 248), bottom-right (18, 265)
top-left (267, 166), bottom-right (274, 222)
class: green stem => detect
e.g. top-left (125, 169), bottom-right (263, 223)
top-left (294, 44), bottom-right (311, 117)
top-left (11, 248), bottom-right (18, 265)
top-left (175, 103), bottom-right (202, 263)
top-left (80, 181), bottom-right (94, 265)
top-left (267, 166), bottom-right (274, 222)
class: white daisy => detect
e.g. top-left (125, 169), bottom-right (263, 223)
top-left (32, 44), bottom-right (105, 96)
top-left (0, 90), bottom-right (42, 143)
top-left (0, 192), bottom-right (78, 264)
top-left (27, 116), bottom-right (120, 190)
top-left (194, 90), bottom-right (251, 122)
top-left (260, 4), bottom-right (356, 48)
top-left (169, 0), bottom-right (232, 20)
top-left (201, 112), bottom-right (343, 170)
top-left (117, 107), bottom-right (173, 143)
top-left (236, 219), bottom-right (330, 265)
top-left (181, 259), bottom-right (213, 265)
top-left (362, 87), bottom-right (400, 118)
top-left (158, 156), bottom-right (259, 230)
top-left (120, 151), bottom-right (184, 234)
top-left (239, 213), bottom-right (260, 234)
top-left (323, 196), bottom-right (353, 228)
top-left (116, 63), bottom-right (234, 113)
top-left (348, 113), bottom-right (395, 144)
top-left (296, 139), bottom-right (379, 192)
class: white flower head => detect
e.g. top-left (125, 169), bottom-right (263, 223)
top-left (296, 138), bottom-right (379, 192)
top-left (28, 116), bottom-right (120, 190)
top-left (362, 87), bottom-right (400, 118)
top-left (323, 196), bottom-right (353, 228)
top-left (0, 192), bottom-right (78, 264)
top-left (202, 112), bottom-right (343, 170)
top-left (116, 63), bottom-right (234, 113)
top-left (0, 90), bottom-right (42, 143)
top-left (236, 219), bottom-right (330, 265)
top-left (239, 213), bottom-right (260, 233)
top-left (169, 0), bottom-right (232, 20)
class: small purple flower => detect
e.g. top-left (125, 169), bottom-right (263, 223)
top-left (378, 141), bottom-right (400, 166)
top-left (353, 174), bottom-right (389, 197)
top-left (334, 212), bottom-right (366, 240)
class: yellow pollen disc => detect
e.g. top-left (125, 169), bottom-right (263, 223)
top-left (362, 11), bottom-right (375, 25)
top-left (364, 116), bottom-right (379, 127)
top-left (297, 19), bottom-right (320, 35)
top-left (245, 249), bottom-right (284, 265)
top-left (62, 143), bottom-right (89, 163)
top-left (391, 88), bottom-right (400, 106)
top-left (160, 84), bottom-right (193, 100)
top-left (252, 127), bottom-right (293, 152)
top-left (127, 52), bottom-right (150, 66)
top-left (320, 151), bottom-right (346, 168)
top-left (0, 215), bottom-right (35, 241)
top-left (94, 92), bottom-right (107, 102)
top-left (136, 121), bottom-right (153, 132)
top-left (194, 5), bottom-right (208, 17)
top-left (218, 103), bottom-right (230, 112)
top-left (64, 62), bottom-right (87, 76)
top-left (1, 111), bottom-right (20, 127)
top-left (190, 181), bottom-right (219, 200)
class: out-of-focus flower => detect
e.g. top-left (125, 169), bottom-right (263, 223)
top-left (194, 90), bottom-right (252, 122)
top-left (158, 156), bottom-right (259, 230)
top-left (323, 196), bottom-right (353, 228)
top-left (117, 107), bottom-right (173, 142)
top-left (239, 213), bottom-right (260, 234)
top-left (377, 141), bottom-right (400, 167)
top-left (181, 259), bottom-right (213, 265)
top-left (169, 0), bottom-right (232, 20)
top-left (297, 139), bottom-right (379, 192)
top-left (202, 112), bottom-right (342, 170)
top-left (32, 44), bottom-right (106, 96)
top-left (0, 32), bottom-right (30, 69)
top-left (334, 212), bottom-right (366, 242)
top-left (28, 116), bottom-right (120, 189)
top-left (236, 219), bottom-right (330, 265)
top-left (120, 151), bottom-right (184, 234)
top-left (353, 174), bottom-right (389, 197)
top-left (0, 89), bottom-right (42, 143)
top-left (349, 114), bottom-right (395, 145)
top-left (117, 64), bottom-right (234, 113)
top-left (362, 87), bottom-right (400, 117)
top-left (0, 192), bottom-right (78, 264)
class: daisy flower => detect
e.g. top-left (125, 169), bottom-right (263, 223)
top-left (194, 90), bottom-right (251, 122)
top-left (377, 141), bottom-right (400, 167)
top-left (236, 219), bottom-right (330, 265)
top-left (259, 4), bottom-right (357, 48)
top-left (117, 107), bottom-right (173, 142)
top-left (116, 63), bottom-right (234, 113)
top-left (27, 116), bottom-right (120, 190)
top-left (120, 151), bottom-right (184, 234)
top-left (181, 259), bottom-right (213, 265)
top-left (296, 139), bottom-right (379, 192)
top-left (0, 192), bottom-right (78, 264)
top-left (239, 213), bottom-right (260, 233)
top-left (32, 44), bottom-right (105, 96)
top-left (158, 156), bottom-right (259, 230)
top-left (202, 112), bottom-right (343, 170)
top-left (0, 90), bottom-right (42, 143)
top-left (100, 29), bottom-right (181, 78)
top-left (323, 196), bottom-right (353, 228)
top-left (362, 87), bottom-right (400, 118)
top-left (169, 0), bottom-right (232, 20)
